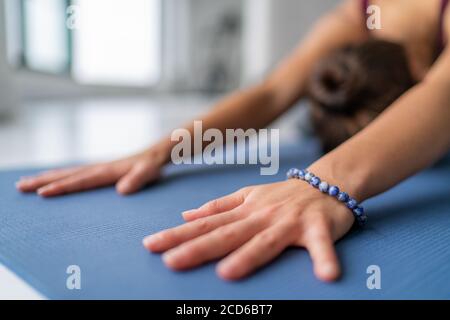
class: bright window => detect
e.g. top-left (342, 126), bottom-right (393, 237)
top-left (4, 0), bottom-right (162, 86)
top-left (23, 0), bottom-right (69, 73)
top-left (71, 0), bottom-right (161, 86)
top-left (4, 0), bottom-right (23, 67)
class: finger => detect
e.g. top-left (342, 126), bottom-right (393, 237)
top-left (216, 219), bottom-right (297, 280)
top-left (16, 167), bottom-right (84, 192)
top-left (143, 208), bottom-right (244, 253)
top-left (116, 161), bottom-right (159, 195)
top-left (304, 227), bottom-right (340, 282)
top-left (182, 190), bottom-right (246, 222)
top-left (36, 167), bottom-right (119, 197)
top-left (161, 216), bottom-right (265, 271)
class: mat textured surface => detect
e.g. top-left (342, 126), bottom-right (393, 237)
top-left (1, 144), bottom-right (450, 299)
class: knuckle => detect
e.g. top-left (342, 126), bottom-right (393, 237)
top-left (256, 232), bottom-right (278, 248)
top-left (49, 181), bottom-right (63, 190)
top-left (109, 163), bottom-right (124, 177)
top-left (239, 186), bottom-right (252, 195)
top-left (159, 230), bottom-right (178, 244)
top-left (206, 199), bottom-right (220, 212)
top-left (92, 166), bottom-right (109, 177)
top-left (228, 257), bottom-right (247, 271)
top-left (135, 160), bottom-right (150, 171)
top-left (258, 205), bottom-right (279, 220)
top-left (76, 176), bottom-right (91, 189)
top-left (194, 219), bottom-right (211, 232)
top-left (217, 226), bottom-right (236, 241)
top-left (241, 249), bottom-right (257, 264)
top-left (182, 243), bottom-right (201, 257)
top-left (283, 217), bottom-right (302, 235)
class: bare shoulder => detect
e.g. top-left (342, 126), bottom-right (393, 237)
top-left (440, 8), bottom-right (450, 80)
top-left (315, 0), bottom-right (367, 38)
top-left (334, 0), bottom-right (365, 24)
top-left (426, 14), bottom-right (450, 86)
top-left (445, 1), bottom-right (450, 41)
top-left (439, 4), bottom-right (450, 63)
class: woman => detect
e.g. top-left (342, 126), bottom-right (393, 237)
top-left (17, 0), bottom-right (450, 282)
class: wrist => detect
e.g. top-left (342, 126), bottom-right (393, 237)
top-left (287, 168), bottom-right (367, 227)
top-left (144, 139), bottom-right (173, 167)
top-left (307, 154), bottom-right (371, 203)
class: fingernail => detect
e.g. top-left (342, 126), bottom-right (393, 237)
top-left (16, 180), bottom-right (27, 187)
top-left (162, 250), bottom-right (179, 265)
top-left (182, 209), bottom-right (197, 216)
top-left (37, 186), bottom-right (51, 196)
top-left (143, 233), bottom-right (166, 251)
top-left (322, 263), bottom-right (335, 275)
top-left (319, 263), bottom-right (338, 281)
top-left (116, 182), bottom-right (127, 192)
top-left (217, 261), bottom-right (237, 278)
top-left (143, 234), bottom-right (158, 247)
top-left (217, 263), bottom-right (230, 275)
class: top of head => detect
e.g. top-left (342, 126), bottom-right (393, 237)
top-left (307, 39), bottom-right (415, 115)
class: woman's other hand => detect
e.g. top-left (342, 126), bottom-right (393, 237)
top-left (16, 147), bottom-right (167, 197)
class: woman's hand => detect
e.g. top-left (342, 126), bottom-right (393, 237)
top-left (16, 147), bottom-right (167, 197)
top-left (143, 179), bottom-right (355, 282)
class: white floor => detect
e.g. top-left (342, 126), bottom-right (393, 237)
top-left (0, 95), bottom-right (215, 169)
top-left (0, 94), bottom-right (307, 299)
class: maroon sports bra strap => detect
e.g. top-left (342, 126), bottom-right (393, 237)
top-left (362, 0), bottom-right (370, 31)
top-left (362, 0), bottom-right (370, 16)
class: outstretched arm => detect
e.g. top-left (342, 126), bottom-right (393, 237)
top-left (17, 0), bottom-right (366, 197)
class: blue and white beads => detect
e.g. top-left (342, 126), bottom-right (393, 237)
top-left (310, 177), bottom-right (321, 188)
top-left (304, 172), bottom-right (314, 182)
top-left (328, 186), bottom-right (340, 197)
top-left (337, 191), bottom-right (349, 202)
top-left (286, 168), bottom-right (300, 179)
top-left (346, 198), bottom-right (358, 210)
top-left (287, 168), bottom-right (367, 227)
top-left (318, 181), bottom-right (329, 193)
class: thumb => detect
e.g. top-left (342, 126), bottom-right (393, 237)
top-left (305, 227), bottom-right (341, 282)
top-left (116, 161), bottom-right (160, 195)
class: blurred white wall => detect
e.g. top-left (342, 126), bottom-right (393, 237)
top-left (189, 0), bottom-right (243, 92)
top-left (0, 0), bottom-right (16, 113)
top-left (0, 0), bottom-right (341, 102)
top-left (242, 0), bottom-right (340, 83)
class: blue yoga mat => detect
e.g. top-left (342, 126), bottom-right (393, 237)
top-left (1, 144), bottom-right (450, 299)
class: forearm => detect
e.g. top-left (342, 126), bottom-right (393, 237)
top-left (309, 79), bottom-right (450, 202)
top-left (190, 83), bottom-right (284, 134)
top-left (150, 82), bottom-right (286, 164)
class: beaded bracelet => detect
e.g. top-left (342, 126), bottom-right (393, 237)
top-left (287, 168), bottom-right (367, 227)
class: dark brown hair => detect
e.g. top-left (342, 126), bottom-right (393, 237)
top-left (307, 39), bottom-right (415, 153)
